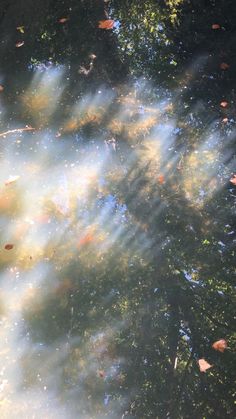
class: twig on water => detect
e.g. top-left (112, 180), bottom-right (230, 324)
top-left (0, 126), bottom-right (35, 138)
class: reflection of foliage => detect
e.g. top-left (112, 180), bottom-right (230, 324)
top-left (0, 0), bottom-right (235, 416)
top-left (16, 88), bottom-right (234, 416)
top-left (111, 0), bottom-right (181, 80)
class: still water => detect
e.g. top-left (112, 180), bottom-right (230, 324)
top-left (0, 24), bottom-right (235, 419)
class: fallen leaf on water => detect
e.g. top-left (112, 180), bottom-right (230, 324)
top-left (4, 244), bottom-right (14, 250)
top-left (78, 233), bottom-right (94, 247)
top-left (5, 175), bottom-right (20, 186)
top-left (198, 359), bottom-right (212, 373)
top-left (212, 24), bottom-right (220, 29)
top-left (220, 62), bottom-right (229, 70)
top-left (157, 174), bottom-right (165, 184)
top-left (89, 53), bottom-right (97, 60)
top-left (15, 41), bottom-right (24, 48)
top-left (220, 101), bottom-right (228, 108)
top-left (229, 174), bottom-right (236, 185)
top-left (98, 20), bottom-right (115, 30)
top-left (98, 370), bottom-right (105, 378)
top-left (212, 339), bottom-right (227, 352)
top-left (16, 26), bottom-right (25, 33)
top-left (58, 17), bottom-right (69, 23)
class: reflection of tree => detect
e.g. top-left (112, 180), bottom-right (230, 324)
top-left (0, 0), bottom-right (235, 417)
top-left (19, 131), bottom-right (235, 417)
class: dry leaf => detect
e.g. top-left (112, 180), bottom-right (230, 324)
top-left (98, 20), bottom-right (115, 30)
top-left (198, 359), bottom-right (212, 373)
top-left (16, 41), bottom-right (24, 48)
top-left (212, 24), bottom-right (220, 29)
top-left (59, 17), bottom-right (69, 23)
top-left (220, 101), bottom-right (228, 108)
top-left (229, 174), bottom-right (236, 185)
top-left (4, 244), bottom-right (14, 250)
top-left (220, 62), bottom-right (229, 70)
top-left (212, 339), bottom-right (227, 352)
top-left (98, 370), bottom-right (105, 378)
top-left (157, 174), bottom-right (165, 184)
top-left (5, 175), bottom-right (20, 186)
top-left (16, 26), bottom-right (25, 33)
top-left (78, 233), bottom-right (94, 247)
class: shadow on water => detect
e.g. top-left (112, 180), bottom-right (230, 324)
top-left (0, 1), bottom-right (236, 418)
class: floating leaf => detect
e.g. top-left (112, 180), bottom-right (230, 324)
top-left (98, 20), bottom-right (115, 30)
top-left (220, 101), bottom-right (228, 108)
top-left (58, 17), bottom-right (69, 23)
top-left (16, 26), bottom-right (25, 33)
top-left (98, 370), bottom-right (105, 378)
top-left (78, 233), bottom-right (94, 247)
top-left (220, 62), bottom-right (229, 70)
top-left (89, 54), bottom-right (97, 60)
top-left (229, 174), bottom-right (236, 185)
top-left (212, 339), bottom-right (227, 352)
top-left (157, 174), bottom-right (165, 184)
top-left (198, 359), bottom-right (212, 373)
top-left (212, 24), bottom-right (220, 29)
top-left (4, 244), bottom-right (14, 250)
top-left (15, 41), bottom-right (24, 48)
top-left (5, 175), bottom-right (20, 186)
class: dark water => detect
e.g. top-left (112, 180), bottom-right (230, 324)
top-left (0, 1), bottom-right (235, 418)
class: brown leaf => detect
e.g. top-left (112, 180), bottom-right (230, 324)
top-left (212, 24), bottom-right (221, 29)
top-left (98, 370), bottom-right (105, 378)
top-left (15, 41), bottom-right (24, 48)
top-left (77, 233), bottom-right (94, 247)
top-left (198, 359), bottom-right (212, 373)
top-left (5, 175), bottom-right (20, 186)
top-left (229, 174), bottom-right (236, 185)
top-left (157, 174), bottom-right (165, 184)
top-left (4, 244), bottom-right (14, 250)
top-left (58, 17), bottom-right (69, 23)
top-left (212, 339), bottom-right (227, 352)
top-left (98, 20), bottom-right (115, 30)
top-left (220, 62), bottom-right (229, 70)
top-left (220, 101), bottom-right (228, 108)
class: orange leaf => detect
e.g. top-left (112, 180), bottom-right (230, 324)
top-left (4, 244), bottom-right (14, 250)
top-left (98, 20), bottom-right (115, 30)
top-left (78, 233), bottom-right (94, 247)
top-left (198, 359), bottom-right (212, 373)
top-left (15, 41), bottom-right (24, 48)
top-left (157, 174), bottom-right (165, 184)
top-left (212, 339), bottom-right (227, 352)
top-left (212, 24), bottom-right (220, 29)
top-left (58, 17), bottom-right (69, 23)
top-left (220, 101), bottom-right (228, 108)
top-left (229, 174), bottom-right (236, 185)
top-left (220, 62), bottom-right (229, 70)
